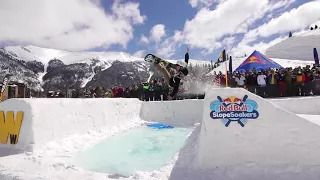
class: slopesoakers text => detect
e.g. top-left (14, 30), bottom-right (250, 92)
top-left (209, 95), bottom-right (259, 127)
top-left (210, 111), bottom-right (259, 119)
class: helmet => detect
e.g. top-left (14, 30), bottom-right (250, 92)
top-left (176, 60), bottom-right (187, 67)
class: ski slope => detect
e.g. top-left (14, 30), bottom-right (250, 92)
top-left (0, 89), bottom-right (320, 180)
top-left (266, 30), bottom-right (320, 61)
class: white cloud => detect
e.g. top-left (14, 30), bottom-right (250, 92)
top-left (223, 36), bottom-right (236, 49)
top-left (132, 50), bottom-right (145, 58)
top-left (0, 0), bottom-right (146, 51)
top-left (230, 27), bottom-right (312, 57)
top-left (241, 0), bottom-right (320, 45)
top-left (235, 0), bottom-right (296, 35)
top-left (231, 1), bottom-right (320, 57)
top-left (111, 0), bottom-right (146, 25)
top-left (179, 0), bottom-right (295, 55)
top-left (257, 0), bottom-right (320, 38)
top-left (189, 0), bottom-right (225, 8)
top-left (156, 31), bottom-right (182, 58)
top-left (311, 20), bottom-right (320, 28)
top-left (182, 0), bottom-right (282, 51)
top-left (150, 24), bottom-right (166, 42)
top-left (231, 35), bottom-right (288, 57)
top-left (139, 34), bottom-right (149, 44)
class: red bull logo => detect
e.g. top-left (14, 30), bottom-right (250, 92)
top-left (241, 56), bottom-right (266, 66)
top-left (210, 95), bottom-right (259, 127)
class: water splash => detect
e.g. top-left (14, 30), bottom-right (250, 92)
top-left (147, 71), bottom-right (154, 83)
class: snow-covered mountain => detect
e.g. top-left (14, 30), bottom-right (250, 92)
top-left (266, 30), bottom-right (320, 61)
top-left (0, 45), bottom-right (209, 91)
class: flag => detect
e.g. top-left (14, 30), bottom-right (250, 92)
top-left (217, 49), bottom-right (226, 62)
top-left (314, 48), bottom-right (319, 65)
top-left (225, 61), bottom-right (228, 87)
top-left (229, 56), bottom-right (233, 76)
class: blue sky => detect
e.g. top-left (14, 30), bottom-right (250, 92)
top-left (0, 0), bottom-right (320, 61)
top-left (96, 0), bottom-right (198, 58)
top-left (96, 0), bottom-right (320, 61)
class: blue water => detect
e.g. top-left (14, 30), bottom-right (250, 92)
top-left (73, 125), bottom-right (192, 176)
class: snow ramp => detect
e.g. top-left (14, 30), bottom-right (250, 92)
top-left (170, 88), bottom-right (320, 180)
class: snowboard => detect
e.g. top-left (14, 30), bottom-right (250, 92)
top-left (144, 54), bottom-right (176, 69)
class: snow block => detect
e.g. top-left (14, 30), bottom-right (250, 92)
top-left (140, 99), bottom-right (203, 126)
top-left (170, 88), bottom-right (320, 180)
top-left (0, 98), bottom-right (141, 155)
top-left (270, 96), bottom-right (320, 115)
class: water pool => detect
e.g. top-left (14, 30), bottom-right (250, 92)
top-left (72, 125), bottom-right (193, 176)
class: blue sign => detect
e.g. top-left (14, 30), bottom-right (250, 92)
top-left (209, 95), bottom-right (259, 127)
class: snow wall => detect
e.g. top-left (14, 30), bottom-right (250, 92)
top-left (169, 88), bottom-right (320, 180)
top-left (140, 100), bottom-right (203, 126)
top-left (0, 98), bottom-right (202, 156)
top-left (0, 98), bottom-right (142, 155)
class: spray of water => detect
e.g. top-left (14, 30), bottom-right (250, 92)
top-left (147, 71), bottom-right (154, 83)
top-left (181, 65), bottom-right (221, 95)
top-left (182, 76), bottom-right (219, 95)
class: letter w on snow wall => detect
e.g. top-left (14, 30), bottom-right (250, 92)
top-left (0, 111), bottom-right (24, 144)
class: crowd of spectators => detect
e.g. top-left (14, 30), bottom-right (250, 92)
top-left (58, 77), bottom-right (205, 101)
top-left (45, 63), bottom-right (320, 100)
top-left (212, 64), bottom-right (320, 98)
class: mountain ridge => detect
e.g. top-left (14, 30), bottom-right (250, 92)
top-left (0, 45), bottom-right (210, 91)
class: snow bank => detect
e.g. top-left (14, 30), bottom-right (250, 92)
top-left (270, 96), bottom-right (320, 115)
top-left (170, 88), bottom-right (320, 180)
top-left (140, 100), bottom-right (203, 126)
top-left (0, 98), bottom-right (142, 155)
